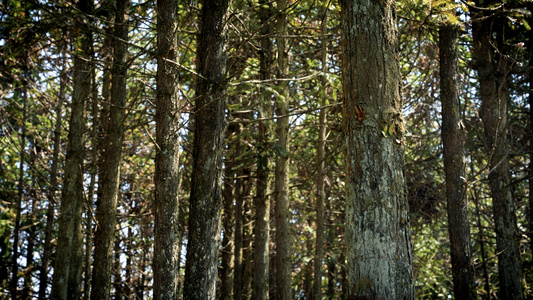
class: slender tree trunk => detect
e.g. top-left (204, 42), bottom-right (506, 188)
top-left (242, 174), bottom-right (254, 300)
top-left (314, 7), bottom-right (328, 300)
top-left (84, 44), bottom-right (99, 300)
top-left (234, 167), bottom-right (244, 300)
top-left (274, 0), bottom-right (292, 298)
top-left (340, 0), bottom-right (414, 298)
top-left (526, 2), bottom-right (533, 285)
top-left (253, 3), bottom-right (273, 299)
top-left (221, 144), bottom-right (235, 300)
top-left (472, 3), bottom-right (524, 299)
top-left (439, 23), bottom-right (477, 300)
top-left (183, 1), bottom-right (230, 298)
top-left (472, 187), bottom-right (491, 300)
top-left (39, 36), bottom-right (67, 300)
top-left (10, 77), bottom-right (27, 299)
top-left (51, 0), bottom-right (93, 298)
top-left (153, 0), bottom-right (182, 297)
top-left (91, 0), bottom-right (129, 297)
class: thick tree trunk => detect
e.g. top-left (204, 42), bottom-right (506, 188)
top-left (253, 2), bottom-right (273, 299)
top-left (274, 0), bottom-right (292, 299)
top-left (439, 22), bottom-right (477, 300)
top-left (183, 1), bottom-right (230, 299)
top-left (471, 3), bottom-right (524, 299)
top-left (153, 0), bottom-right (182, 298)
top-left (51, 0), bottom-right (93, 298)
top-left (91, 0), bottom-right (129, 298)
top-left (340, 0), bottom-right (414, 299)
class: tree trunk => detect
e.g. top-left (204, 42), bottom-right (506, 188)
top-left (471, 3), bottom-right (524, 299)
top-left (153, 0), bottom-right (182, 298)
top-left (221, 145), bottom-right (235, 300)
top-left (91, 0), bottom-right (129, 297)
top-left (274, 0), bottom-right (292, 299)
top-left (526, 2), bottom-right (533, 290)
top-left (183, 0), bottom-right (230, 299)
top-left (439, 22), bottom-right (477, 300)
top-left (314, 6), bottom-right (328, 300)
top-left (340, 0), bottom-right (414, 298)
top-left (234, 167), bottom-right (244, 300)
top-left (10, 75), bottom-right (27, 299)
top-left (253, 2), bottom-right (273, 299)
top-left (39, 35), bottom-right (66, 300)
top-left (51, 0), bottom-right (93, 298)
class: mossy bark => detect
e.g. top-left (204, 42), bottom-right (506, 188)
top-left (340, 0), bottom-right (414, 298)
top-left (183, 1), bottom-right (230, 299)
top-left (153, 0), bottom-right (182, 298)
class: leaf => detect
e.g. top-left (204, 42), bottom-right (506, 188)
top-left (388, 123), bottom-right (395, 136)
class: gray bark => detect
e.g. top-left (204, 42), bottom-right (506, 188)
top-left (253, 2), bottom-right (273, 299)
top-left (183, 0), bottom-right (230, 299)
top-left (274, 0), bottom-right (292, 299)
top-left (51, 0), bottom-right (93, 298)
top-left (340, 0), bottom-right (414, 298)
top-left (91, 0), bottom-right (130, 298)
top-left (153, 0), bottom-right (182, 297)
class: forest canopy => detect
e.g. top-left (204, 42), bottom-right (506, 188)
top-left (0, 0), bottom-right (532, 299)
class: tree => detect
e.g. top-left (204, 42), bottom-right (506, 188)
top-left (253, 2), bottom-right (274, 299)
top-left (340, 0), bottom-right (414, 298)
top-left (91, 0), bottom-right (130, 297)
top-left (274, 0), bottom-right (292, 299)
top-left (153, 0), bottom-right (182, 297)
top-left (471, 2), bottom-right (524, 298)
top-left (439, 21), bottom-right (477, 300)
top-left (183, 0), bottom-right (230, 298)
top-left (313, 5), bottom-right (328, 299)
top-left (51, 0), bottom-right (93, 298)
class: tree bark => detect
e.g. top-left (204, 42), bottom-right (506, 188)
top-left (183, 0), bottom-right (230, 299)
top-left (153, 0), bottom-right (182, 298)
top-left (340, 0), bottom-right (414, 298)
top-left (314, 6), bottom-right (328, 300)
top-left (274, 0), bottom-right (292, 299)
top-left (51, 0), bottom-right (93, 298)
top-left (439, 22), bottom-right (477, 300)
top-left (221, 142), bottom-right (235, 300)
top-left (471, 2), bottom-right (524, 299)
top-left (91, 0), bottom-right (129, 298)
top-left (253, 2), bottom-right (273, 299)
top-left (39, 35), bottom-right (66, 300)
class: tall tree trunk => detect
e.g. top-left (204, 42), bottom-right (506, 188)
top-left (51, 0), bottom-right (93, 298)
top-left (91, 0), bottom-right (129, 297)
top-left (439, 23), bottom-right (477, 300)
top-left (153, 0), bottom-right (182, 297)
top-left (183, 0), bottom-right (230, 299)
top-left (220, 142), bottom-right (235, 300)
top-left (274, 0), bottom-right (292, 298)
top-left (472, 186), bottom-right (491, 300)
top-left (526, 2), bottom-right (533, 287)
top-left (253, 2), bottom-right (273, 299)
top-left (84, 48), bottom-right (99, 300)
top-left (314, 6), bottom-right (328, 300)
top-left (39, 36), bottom-right (67, 300)
top-left (340, 0), bottom-right (414, 298)
top-left (242, 174), bottom-right (254, 300)
top-left (10, 77), bottom-right (27, 299)
top-left (471, 3), bottom-right (524, 299)
top-left (234, 165), bottom-right (244, 300)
